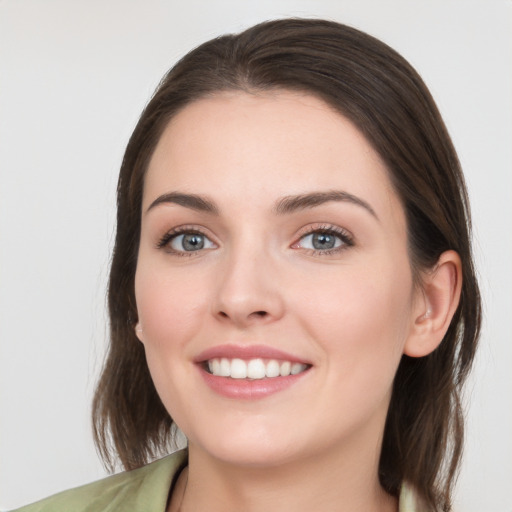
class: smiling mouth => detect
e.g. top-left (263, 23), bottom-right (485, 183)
top-left (205, 358), bottom-right (310, 379)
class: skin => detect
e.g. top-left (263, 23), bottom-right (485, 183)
top-left (134, 91), bottom-right (461, 512)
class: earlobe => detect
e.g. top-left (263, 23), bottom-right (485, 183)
top-left (135, 322), bottom-right (144, 343)
top-left (404, 250), bottom-right (462, 358)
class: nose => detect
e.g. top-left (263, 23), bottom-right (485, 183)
top-left (212, 244), bottom-right (285, 328)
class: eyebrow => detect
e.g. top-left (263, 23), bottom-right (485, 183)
top-left (145, 189), bottom-right (377, 220)
top-left (273, 190), bottom-right (378, 219)
top-left (146, 192), bottom-right (219, 215)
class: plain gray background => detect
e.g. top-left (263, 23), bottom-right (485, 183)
top-left (1, 1), bottom-right (511, 510)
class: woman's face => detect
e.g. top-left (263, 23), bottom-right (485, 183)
top-left (135, 91), bottom-right (422, 467)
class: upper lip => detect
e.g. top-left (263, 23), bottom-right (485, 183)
top-left (194, 344), bottom-right (311, 364)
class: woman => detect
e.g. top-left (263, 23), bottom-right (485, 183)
top-left (14, 18), bottom-right (481, 512)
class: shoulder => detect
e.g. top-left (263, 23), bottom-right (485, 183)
top-left (399, 482), bottom-right (427, 512)
top-left (10, 450), bottom-right (187, 512)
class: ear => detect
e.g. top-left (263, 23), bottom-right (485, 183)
top-left (404, 250), bottom-right (462, 358)
top-left (134, 322), bottom-right (144, 343)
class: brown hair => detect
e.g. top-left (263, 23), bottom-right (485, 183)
top-left (92, 18), bottom-right (481, 511)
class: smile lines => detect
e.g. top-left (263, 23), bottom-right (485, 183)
top-left (207, 358), bottom-right (309, 379)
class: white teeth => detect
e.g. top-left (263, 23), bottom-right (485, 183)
top-left (291, 363), bottom-right (307, 375)
top-left (247, 359), bottom-right (266, 379)
top-left (265, 360), bottom-right (280, 378)
top-left (207, 358), bottom-right (308, 379)
top-left (230, 358), bottom-right (247, 379)
top-left (280, 361), bottom-right (291, 376)
top-left (219, 358), bottom-right (230, 377)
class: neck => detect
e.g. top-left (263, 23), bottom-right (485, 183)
top-left (169, 440), bottom-right (397, 512)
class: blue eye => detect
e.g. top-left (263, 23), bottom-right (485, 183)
top-left (299, 232), bottom-right (343, 250)
top-left (295, 227), bottom-right (353, 253)
top-left (159, 231), bottom-right (216, 253)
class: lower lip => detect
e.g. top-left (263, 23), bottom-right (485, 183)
top-left (198, 366), bottom-right (310, 399)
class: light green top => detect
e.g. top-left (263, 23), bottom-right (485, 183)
top-left (11, 451), bottom-right (187, 512)
top-left (11, 450), bottom-right (420, 511)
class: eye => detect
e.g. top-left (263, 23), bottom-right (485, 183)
top-left (300, 232), bottom-right (342, 250)
top-left (292, 226), bottom-right (354, 254)
top-left (158, 229), bottom-right (216, 254)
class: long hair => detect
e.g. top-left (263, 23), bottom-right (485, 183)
top-left (92, 18), bottom-right (481, 511)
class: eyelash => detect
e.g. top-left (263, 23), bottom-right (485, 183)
top-left (292, 224), bottom-right (354, 255)
top-left (156, 224), bottom-right (354, 257)
top-left (156, 226), bottom-right (215, 257)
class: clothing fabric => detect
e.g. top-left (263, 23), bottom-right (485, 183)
top-left (11, 450), bottom-right (420, 511)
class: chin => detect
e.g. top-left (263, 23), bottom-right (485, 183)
top-left (209, 444), bottom-right (301, 469)
top-left (188, 425), bottom-right (308, 468)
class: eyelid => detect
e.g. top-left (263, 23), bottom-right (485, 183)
top-left (155, 223), bottom-right (353, 256)
top-left (156, 225), bottom-right (218, 253)
top-left (291, 223), bottom-right (354, 252)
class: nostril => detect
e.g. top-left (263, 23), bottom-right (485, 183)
top-left (216, 309), bottom-right (270, 323)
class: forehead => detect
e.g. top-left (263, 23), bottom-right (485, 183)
top-left (143, 90), bottom-right (403, 225)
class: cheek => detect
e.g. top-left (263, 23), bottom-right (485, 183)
top-left (134, 262), bottom-right (207, 353)
top-left (133, 263), bottom-right (207, 422)
top-left (299, 262), bottom-right (414, 424)
top-left (296, 259), bottom-right (413, 364)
